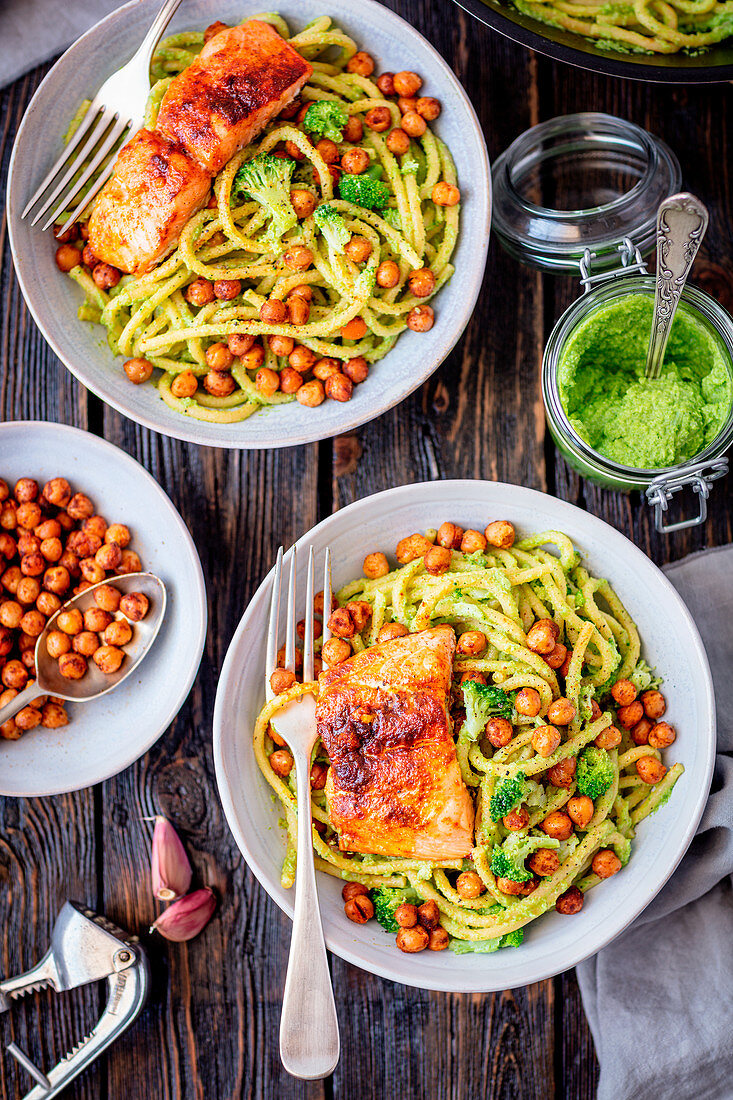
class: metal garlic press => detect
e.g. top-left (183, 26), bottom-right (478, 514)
top-left (0, 901), bottom-right (149, 1099)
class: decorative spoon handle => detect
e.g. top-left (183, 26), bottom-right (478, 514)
top-left (645, 193), bottom-right (708, 380)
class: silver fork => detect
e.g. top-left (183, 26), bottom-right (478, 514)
top-left (267, 545), bottom-right (339, 1080)
top-left (22, 0), bottom-right (185, 234)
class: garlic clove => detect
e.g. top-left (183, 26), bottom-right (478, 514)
top-left (151, 815), bottom-right (192, 902)
top-left (150, 888), bottom-right (216, 942)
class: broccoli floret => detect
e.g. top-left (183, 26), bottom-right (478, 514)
top-left (371, 885), bottom-right (420, 932)
top-left (576, 746), bottom-right (615, 800)
top-left (401, 154), bottom-right (420, 175)
top-left (313, 203), bottom-right (350, 255)
top-left (302, 100), bottom-right (348, 142)
top-left (450, 929), bottom-right (524, 953)
top-left (354, 262), bottom-right (377, 299)
top-left (628, 658), bottom-right (662, 694)
top-left (489, 772), bottom-right (526, 822)
top-left (231, 153), bottom-right (297, 243)
top-left (338, 173), bottom-right (390, 210)
top-left (490, 833), bottom-right (560, 882)
top-left (381, 208), bottom-right (402, 231)
top-left (461, 681), bottom-right (514, 741)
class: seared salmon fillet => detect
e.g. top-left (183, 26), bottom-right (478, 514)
top-left (316, 625), bottom-right (475, 861)
top-left (88, 20), bottom-right (312, 274)
top-left (87, 130), bottom-right (211, 275)
top-left (156, 21), bottom-right (312, 175)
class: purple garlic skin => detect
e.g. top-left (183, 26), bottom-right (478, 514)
top-left (151, 888), bottom-right (216, 942)
top-left (151, 815), bottom-right (192, 902)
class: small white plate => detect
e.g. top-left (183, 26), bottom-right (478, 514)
top-left (7, 0), bottom-right (491, 450)
top-left (0, 422), bottom-right (207, 796)
top-left (214, 480), bottom-right (715, 992)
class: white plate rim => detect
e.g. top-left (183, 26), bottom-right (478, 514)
top-left (213, 479), bottom-right (716, 992)
top-left (6, 0), bottom-right (492, 450)
top-left (0, 420), bottom-right (208, 796)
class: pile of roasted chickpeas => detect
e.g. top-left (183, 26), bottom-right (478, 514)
top-left (55, 45), bottom-right (460, 413)
top-left (342, 883), bottom-right (450, 953)
top-left (45, 584), bottom-right (150, 682)
top-left (0, 475), bottom-right (143, 740)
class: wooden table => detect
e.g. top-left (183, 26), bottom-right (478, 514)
top-left (0, 3), bottom-right (730, 1096)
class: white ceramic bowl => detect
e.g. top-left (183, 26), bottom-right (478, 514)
top-left (214, 480), bottom-right (715, 992)
top-left (7, 0), bottom-right (491, 450)
top-left (0, 422), bottom-right (207, 797)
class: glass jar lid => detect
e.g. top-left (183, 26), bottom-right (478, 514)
top-left (492, 112), bottom-right (682, 273)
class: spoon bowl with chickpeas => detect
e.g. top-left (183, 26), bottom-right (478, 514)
top-left (0, 572), bottom-right (166, 727)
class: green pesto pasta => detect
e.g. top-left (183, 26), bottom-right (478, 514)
top-left (64, 13), bottom-right (460, 427)
top-left (254, 523), bottom-right (683, 954)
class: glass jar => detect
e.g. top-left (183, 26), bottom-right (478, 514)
top-left (492, 112), bottom-right (733, 532)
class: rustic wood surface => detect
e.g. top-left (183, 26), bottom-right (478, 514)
top-left (0, 2), bottom-right (731, 1096)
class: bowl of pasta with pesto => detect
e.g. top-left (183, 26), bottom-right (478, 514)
top-left (7, 0), bottom-right (490, 449)
top-left (214, 480), bottom-right (715, 993)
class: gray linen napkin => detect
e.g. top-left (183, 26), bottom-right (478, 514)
top-left (576, 544), bottom-right (733, 1100)
top-left (0, 0), bottom-right (124, 89)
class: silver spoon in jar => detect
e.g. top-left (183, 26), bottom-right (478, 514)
top-left (645, 192), bottom-right (709, 380)
top-left (0, 572), bottom-right (166, 727)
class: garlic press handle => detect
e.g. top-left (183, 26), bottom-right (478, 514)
top-left (0, 951), bottom-right (62, 1014)
top-left (20, 950), bottom-right (149, 1100)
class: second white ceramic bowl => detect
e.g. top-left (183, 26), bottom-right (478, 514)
top-left (214, 480), bottom-right (715, 992)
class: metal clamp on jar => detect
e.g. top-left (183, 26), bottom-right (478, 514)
top-left (493, 112), bottom-right (733, 533)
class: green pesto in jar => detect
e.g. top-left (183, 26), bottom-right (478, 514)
top-left (557, 293), bottom-right (733, 469)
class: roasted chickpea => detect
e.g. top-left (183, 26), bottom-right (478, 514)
top-left (279, 367), bottom-right (303, 395)
top-left (103, 620), bottom-right (132, 648)
top-left (344, 236), bottom-right (373, 266)
top-left (547, 756), bottom-right (577, 788)
top-left (310, 762), bottom-right (328, 791)
top-left (0, 601), bottom-right (22, 629)
top-left (321, 638), bottom-right (351, 666)
top-left (123, 358), bottom-right (153, 385)
top-left (594, 724), bottom-right (622, 750)
top-left (393, 70), bottom-right (423, 97)
top-left (532, 724), bottom-right (562, 758)
top-left (17, 503), bottom-right (42, 531)
top-left (395, 533), bottom-right (432, 563)
top-left (515, 687), bottom-right (541, 717)
top-left (95, 542), bottom-right (122, 571)
top-left (567, 794), bottom-right (594, 829)
top-left (2, 660), bottom-right (27, 690)
top-left (289, 345), bottom-right (316, 372)
top-left (407, 304), bottom-right (434, 331)
top-left (284, 139), bottom-right (305, 161)
top-left (72, 631), bottom-right (100, 658)
top-left (268, 335), bottom-right (295, 359)
top-left (227, 333), bottom-right (256, 358)
top-left (426, 926), bottom-right (449, 951)
top-left (116, 549), bottom-right (142, 577)
top-left (17, 576), bottom-right (41, 603)
top-left (648, 721), bottom-right (676, 749)
top-left (342, 882), bottom-right (369, 903)
top-left (401, 110), bottom-right (426, 138)
top-left (423, 545), bottom-right (452, 576)
top-left (253, 368), bottom-right (278, 399)
top-left (526, 618), bottom-right (559, 655)
top-left (41, 702), bottom-right (69, 729)
top-left (504, 806), bottom-right (529, 831)
top-left (346, 49), bottom-right (375, 76)
top-left (460, 529), bottom-right (487, 554)
top-left (35, 519), bottom-right (61, 541)
top-left (460, 671), bottom-right (486, 685)
top-left (345, 601), bottom-right (372, 632)
top-left (541, 810), bottom-right (573, 840)
top-left (396, 925), bottom-right (429, 952)
top-left (327, 607), bottom-right (355, 639)
top-left (58, 652), bottom-right (87, 680)
top-left (547, 697), bottom-right (575, 726)
top-left (394, 902), bottom-right (418, 928)
top-left (559, 650), bottom-right (573, 679)
top-left (556, 886), bottom-right (584, 914)
top-left (544, 643), bottom-right (568, 670)
top-left (0, 533), bottom-right (15, 559)
top-left (528, 848), bottom-right (561, 877)
top-left (118, 592), bottom-right (148, 622)
top-left (42, 477), bottom-right (71, 507)
top-left (377, 622), bottom-right (409, 642)
top-left (283, 246), bottom-right (314, 272)
top-left (456, 630), bottom-right (487, 656)
top-left (269, 749), bottom-right (294, 778)
top-left (15, 706), bottom-right (42, 732)
top-left (18, 533), bottom-right (41, 558)
top-left (0, 628), bottom-right (14, 658)
top-left (0, 503), bottom-right (16, 531)
top-left (617, 700), bottom-right (644, 729)
top-left (270, 668), bottom-right (296, 695)
top-left (312, 138), bottom-right (338, 165)
top-left (611, 679), bottom-right (638, 706)
top-left (408, 267), bottom-right (436, 299)
top-left (82, 607), bottom-right (110, 634)
top-left (205, 342), bottom-right (234, 372)
top-left (80, 558), bottom-right (105, 584)
top-left (290, 188), bottom-right (318, 221)
top-left (93, 584), bottom-right (121, 613)
top-left (55, 244), bottom-right (82, 272)
top-left (456, 871), bottom-right (484, 899)
top-left (376, 71), bottom-right (396, 96)
top-left (185, 278), bottom-right (215, 306)
top-left (57, 608), bottom-right (83, 635)
top-left (373, 262), bottom-right (399, 293)
top-left (386, 128), bottom-right (410, 155)
top-left (415, 96), bottom-right (441, 121)
top-left (2, 566), bottom-right (21, 594)
top-left (484, 519), bottom-right (515, 549)
top-left (260, 298), bottom-right (288, 325)
top-left (203, 370), bottom-right (236, 398)
top-left (341, 316), bottom-right (368, 341)
top-left (343, 356), bottom-right (368, 384)
top-left (486, 717), bottom-right (513, 749)
top-left (20, 610), bottom-right (45, 637)
top-left (435, 522), bottom-right (463, 550)
top-left (167, 369), bottom-right (197, 399)
top-left (287, 296), bottom-right (310, 326)
top-left (313, 359), bottom-right (339, 383)
top-left (343, 892), bottom-right (373, 924)
top-left (92, 263), bottom-right (121, 290)
top-left (296, 379), bottom-right (325, 407)
top-left (14, 478), bottom-right (39, 503)
top-left (362, 552), bottom-right (389, 579)
top-left (432, 181), bottom-right (461, 206)
top-left (641, 690), bottom-right (667, 720)
top-left (43, 566), bottom-right (70, 595)
top-left (365, 106), bottom-right (392, 132)
top-left (93, 645), bottom-right (124, 674)
top-left (342, 116), bottom-right (363, 143)
top-left (240, 344), bottom-right (266, 373)
top-left (0, 718), bottom-right (20, 740)
top-left (66, 493), bottom-right (94, 521)
top-left (340, 147), bottom-right (370, 175)
top-left (415, 900), bottom-right (440, 930)
top-left (592, 849), bottom-right (622, 878)
top-left (0, 480), bottom-right (8, 502)
top-left (36, 592), bottom-right (60, 617)
top-left (497, 876), bottom-right (538, 897)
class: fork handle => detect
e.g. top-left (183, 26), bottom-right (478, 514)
top-left (130, 0), bottom-right (187, 68)
top-left (279, 751), bottom-right (340, 1079)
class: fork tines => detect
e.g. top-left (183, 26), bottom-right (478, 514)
top-left (266, 545), bottom-right (331, 700)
